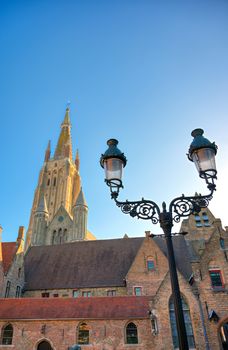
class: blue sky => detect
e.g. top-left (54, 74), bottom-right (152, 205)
top-left (1, 0), bottom-right (228, 242)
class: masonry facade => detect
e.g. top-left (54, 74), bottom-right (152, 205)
top-left (0, 108), bottom-right (227, 350)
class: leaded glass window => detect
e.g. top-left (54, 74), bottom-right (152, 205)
top-left (78, 323), bottom-right (89, 344)
top-left (1, 324), bottom-right (13, 345)
top-left (169, 297), bottom-right (195, 349)
top-left (126, 322), bottom-right (138, 344)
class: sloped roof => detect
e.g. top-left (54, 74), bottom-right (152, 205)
top-left (0, 296), bottom-right (150, 320)
top-left (24, 238), bottom-right (144, 290)
top-left (153, 235), bottom-right (192, 279)
top-left (1, 242), bottom-right (17, 274)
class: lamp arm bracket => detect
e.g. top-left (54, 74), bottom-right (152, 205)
top-left (169, 189), bottom-right (214, 224)
top-left (113, 197), bottom-right (161, 224)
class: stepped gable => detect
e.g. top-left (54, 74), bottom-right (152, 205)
top-left (0, 296), bottom-right (150, 320)
top-left (153, 235), bottom-right (192, 280)
top-left (24, 237), bottom-right (144, 290)
top-left (2, 242), bottom-right (17, 274)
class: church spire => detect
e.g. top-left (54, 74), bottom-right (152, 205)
top-left (36, 192), bottom-right (48, 214)
top-left (54, 107), bottom-right (73, 160)
top-left (75, 187), bottom-right (87, 207)
top-left (44, 140), bottom-right (51, 162)
top-left (75, 149), bottom-right (80, 171)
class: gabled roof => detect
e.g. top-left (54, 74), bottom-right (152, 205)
top-left (24, 235), bottom-right (193, 291)
top-left (153, 235), bottom-right (192, 280)
top-left (24, 238), bottom-right (144, 290)
top-left (1, 242), bottom-right (17, 274)
top-left (0, 296), bottom-right (150, 320)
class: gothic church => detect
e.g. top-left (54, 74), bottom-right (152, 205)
top-left (0, 108), bottom-right (228, 350)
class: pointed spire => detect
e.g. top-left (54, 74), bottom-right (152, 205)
top-left (54, 106), bottom-right (73, 160)
top-left (75, 149), bottom-right (80, 171)
top-left (75, 187), bottom-right (87, 207)
top-left (62, 107), bottom-right (71, 127)
top-left (44, 140), bottom-right (51, 162)
top-left (36, 192), bottom-right (48, 213)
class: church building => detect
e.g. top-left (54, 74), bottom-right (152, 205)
top-left (0, 108), bottom-right (227, 350)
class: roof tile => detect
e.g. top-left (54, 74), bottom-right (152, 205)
top-left (0, 296), bottom-right (150, 320)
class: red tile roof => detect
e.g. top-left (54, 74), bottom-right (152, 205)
top-left (0, 296), bottom-right (150, 320)
top-left (2, 242), bottom-right (17, 274)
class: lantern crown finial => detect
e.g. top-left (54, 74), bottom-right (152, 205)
top-left (100, 138), bottom-right (127, 169)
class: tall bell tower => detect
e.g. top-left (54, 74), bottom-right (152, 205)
top-left (25, 107), bottom-right (94, 250)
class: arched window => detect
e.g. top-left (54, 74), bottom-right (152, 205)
top-left (126, 322), bottom-right (138, 344)
top-left (169, 297), bottom-right (195, 349)
top-left (15, 286), bottom-right (21, 298)
top-left (1, 324), bottom-right (13, 345)
top-left (63, 229), bottom-right (67, 242)
top-left (52, 230), bottom-right (56, 244)
top-left (53, 177), bottom-right (56, 186)
top-left (58, 228), bottom-right (62, 244)
top-left (37, 340), bottom-right (53, 350)
top-left (78, 322), bottom-right (89, 344)
top-left (5, 281), bottom-right (11, 298)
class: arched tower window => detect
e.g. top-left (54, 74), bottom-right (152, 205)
top-left (169, 296), bottom-right (195, 349)
top-left (63, 229), bottom-right (67, 242)
top-left (37, 340), bottom-right (53, 350)
top-left (52, 230), bottom-right (56, 244)
top-left (78, 322), bottom-right (89, 344)
top-left (1, 324), bottom-right (13, 345)
top-left (126, 322), bottom-right (138, 344)
top-left (5, 281), bottom-right (11, 298)
top-left (58, 228), bottom-right (62, 244)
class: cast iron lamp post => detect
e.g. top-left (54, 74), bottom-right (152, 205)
top-left (100, 128), bottom-right (217, 350)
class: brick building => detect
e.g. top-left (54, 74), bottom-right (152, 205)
top-left (0, 108), bottom-right (227, 350)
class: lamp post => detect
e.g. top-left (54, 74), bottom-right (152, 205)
top-left (100, 128), bottom-right (217, 350)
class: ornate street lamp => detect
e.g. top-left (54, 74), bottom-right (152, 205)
top-left (100, 129), bottom-right (217, 350)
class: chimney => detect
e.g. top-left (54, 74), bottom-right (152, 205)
top-left (145, 231), bottom-right (151, 238)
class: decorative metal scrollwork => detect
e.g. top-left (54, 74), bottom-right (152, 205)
top-left (170, 192), bottom-right (213, 223)
top-left (115, 199), bottom-right (160, 224)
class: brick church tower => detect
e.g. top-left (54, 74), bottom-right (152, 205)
top-left (25, 107), bottom-right (95, 250)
